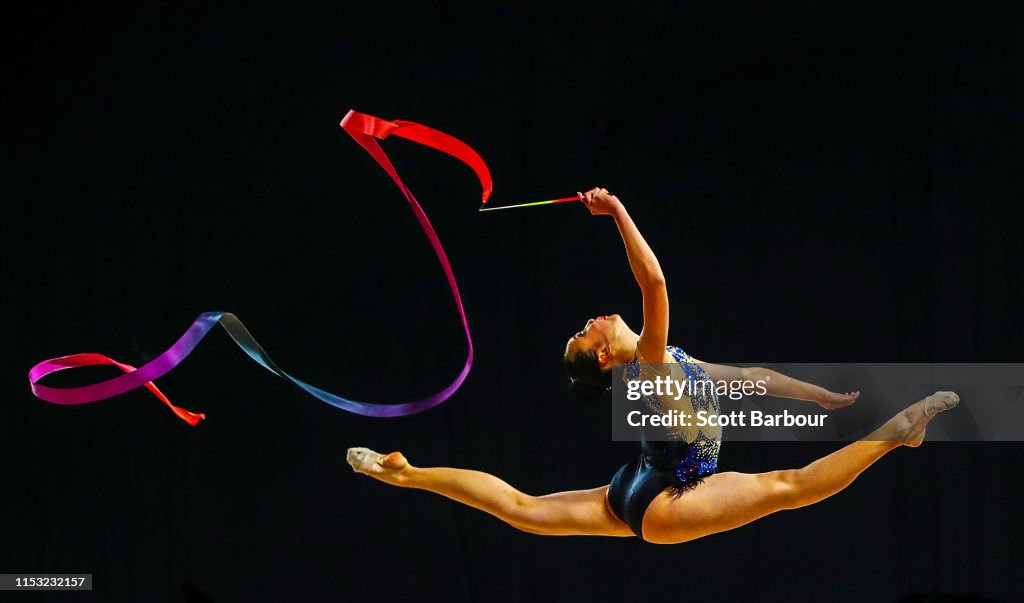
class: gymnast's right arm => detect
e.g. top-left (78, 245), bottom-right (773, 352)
top-left (579, 187), bottom-right (668, 363)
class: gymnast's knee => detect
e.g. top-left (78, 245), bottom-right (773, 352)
top-left (504, 495), bottom-right (560, 536)
top-left (763, 469), bottom-right (808, 510)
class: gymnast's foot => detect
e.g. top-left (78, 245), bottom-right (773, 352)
top-left (896, 391), bottom-right (960, 447)
top-left (347, 447), bottom-right (410, 484)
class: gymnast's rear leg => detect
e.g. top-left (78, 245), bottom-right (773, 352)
top-left (639, 391), bottom-right (960, 544)
top-left (346, 448), bottom-right (633, 537)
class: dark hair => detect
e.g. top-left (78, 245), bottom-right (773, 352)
top-left (564, 347), bottom-right (613, 390)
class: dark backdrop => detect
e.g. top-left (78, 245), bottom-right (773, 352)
top-left (4, 3), bottom-right (1022, 602)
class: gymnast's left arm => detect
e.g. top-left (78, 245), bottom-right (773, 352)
top-left (689, 358), bottom-right (859, 410)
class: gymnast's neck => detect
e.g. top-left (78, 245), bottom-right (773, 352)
top-left (611, 330), bottom-right (642, 364)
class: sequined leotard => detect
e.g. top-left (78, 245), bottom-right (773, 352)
top-left (607, 346), bottom-right (722, 539)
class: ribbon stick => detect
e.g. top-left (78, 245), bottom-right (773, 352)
top-left (28, 109), bottom-right (488, 422)
top-left (478, 196), bottom-right (579, 212)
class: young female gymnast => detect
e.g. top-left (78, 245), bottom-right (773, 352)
top-left (347, 187), bottom-right (959, 544)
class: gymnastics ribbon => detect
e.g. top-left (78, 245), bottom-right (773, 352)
top-left (28, 109), bottom-right (489, 422)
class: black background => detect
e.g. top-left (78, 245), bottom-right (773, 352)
top-left (4, 3), bottom-right (1023, 601)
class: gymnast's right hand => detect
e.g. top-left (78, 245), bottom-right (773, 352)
top-left (578, 187), bottom-right (621, 216)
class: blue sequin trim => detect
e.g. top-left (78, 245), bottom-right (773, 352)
top-left (625, 345), bottom-right (723, 488)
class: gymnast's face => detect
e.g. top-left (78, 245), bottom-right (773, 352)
top-left (564, 314), bottom-right (622, 368)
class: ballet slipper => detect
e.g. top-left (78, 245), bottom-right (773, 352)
top-left (903, 391), bottom-right (960, 447)
top-left (346, 447), bottom-right (408, 477)
top-left (924, 391), bottom-right (960, 418)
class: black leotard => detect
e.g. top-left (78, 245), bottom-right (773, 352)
top-left (607, 346), bottom-right (721, 539)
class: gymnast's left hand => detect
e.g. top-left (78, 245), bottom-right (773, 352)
top-left (817, 390), bottom-right (861, 410)
top-left (578, 187), bottom-right (621, 216)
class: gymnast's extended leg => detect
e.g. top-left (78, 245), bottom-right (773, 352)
top-left (346, 449), bottom-right (633, 537)
top-left (348, 392), bottom-right (957, 542)
top-left (639, 391), bottom-right (959, 544)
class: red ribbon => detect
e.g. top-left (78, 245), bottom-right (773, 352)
top-left (28, 110), bottom-right (490, 422)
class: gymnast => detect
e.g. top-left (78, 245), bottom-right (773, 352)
top-left (347, 187), bottom-right (959, 544)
